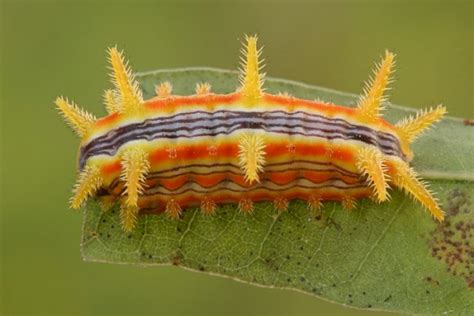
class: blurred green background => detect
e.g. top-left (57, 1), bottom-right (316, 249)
top-left (1, 0), bottom-right (472, 315)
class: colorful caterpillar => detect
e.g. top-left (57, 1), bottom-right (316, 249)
top-left (55, 35), bottom-right (447, 232)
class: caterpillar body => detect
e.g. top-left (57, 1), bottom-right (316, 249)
top-left (56, 35), bottom-right (447, 232)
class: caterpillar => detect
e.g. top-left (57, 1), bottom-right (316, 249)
top-left (55, 35), bottom-right (447, 232)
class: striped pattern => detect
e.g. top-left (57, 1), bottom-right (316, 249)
top-left (82, 95), bottom-right (397, 213)
top-left (79, 108), bottom-right (404, 170)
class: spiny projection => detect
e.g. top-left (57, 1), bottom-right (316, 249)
top-left (356, 147), bottom-right (390, 202)
top-left (357, 50), bottom-right (395, 121)
top-left (55, 97), bottom-right (95, 137)
top-left (239, 35), bottom-right (265, 104)
top-left (70, 165), bottom-right (102, 209)
top-left (195, 82), bottom-right (211, 95)
top-left (396, 105), bottom-right (447, 143)
top-left (392, 159), bottom-right (444, 221)
top-left (103, 89), bottom-right (120, 114)
top-left (155, 81), bottom-right (173, 98)
top-left (108, 46), bottom-right (143, 114)
top-left (238, 133), bottom-right (266, 184)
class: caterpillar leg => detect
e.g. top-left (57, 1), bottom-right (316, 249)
top-left (120, 148), bottom-right (150, 232)
top-left (356, 147), bottom-right (390, 202)
top-left (238, 133), bottom-right (266, 184)
top-left (391, 159), bottom-right (444, 221)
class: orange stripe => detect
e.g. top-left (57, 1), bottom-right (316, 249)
top-left (144, 92), bottom-right (240, 110)
top-left (95, 112), bottom-right (121, 127)
top-left (100, 141), bottom-right (356, 178)
top-left (92, 91), bottom-right (395, 131)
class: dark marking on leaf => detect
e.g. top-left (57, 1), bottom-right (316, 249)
top-left (428, 188), bottom-right (473, 288)
top-left (171, 252), bottom-right (183, 266)
top-left (326, 218), bottom-right (342, 231)
top-left (463, 119), bottom-right (474, 126)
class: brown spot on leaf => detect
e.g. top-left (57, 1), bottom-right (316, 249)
top-left (428, 188), bottom-right (473, 288)
top-left (171, 252), bottom-right (183, 266)
top-left (463, 119), bottom-right (474, 126)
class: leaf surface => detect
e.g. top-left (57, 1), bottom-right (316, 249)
top-left (82, 68), bottom-right (474, 315)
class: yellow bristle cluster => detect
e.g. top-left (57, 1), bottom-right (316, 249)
top-left (392, 159), bottom-right (444, 221)
top-left (166, 199), bottom-right (182, 219)
top-left (155, 81), bottom-right (173, 98)
top-left (239, 35), bottom-right (265, 104)
top-left (274, 197), bottom-right (289, 212)
top-left (396, 105), bottom-right (447, 143)
top-left (307, 195), bottom-right (323, 213)
top-left (103, 89), bottom-right (120, 114)
top-left (108, 46), bottom-right (143, 114)
top-left (70, 165), bottom-right (103, 209)
top-left (120, 148), bottom-right (150, 208)
top-left (195, 82), bottom-right (212, 95)
top-left (55, 97), bottom-right (96, 137)
top-left (342, 196), bottom-right (357, 211)
top-left (357, 50), bottom-right (395, 121)
top-left (277, 91), bottom-right (292, 98)
top-left (99, 195), bottom-right (115, 212)
top-left (238, 133), bottom-right (266, 184)
top-left (200, 197), bottom-right (217, 215)
top-left (119, 148), bottom-right (149, 232)
top-left (238, 198), bottom-right (254, 214)
top-left (120, 205), bottom-right (139, 233)
top-left (356, 147), bottom-right (390, 202)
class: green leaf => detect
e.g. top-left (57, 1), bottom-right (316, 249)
top-left (81, 68), bottom-right (474, 315)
